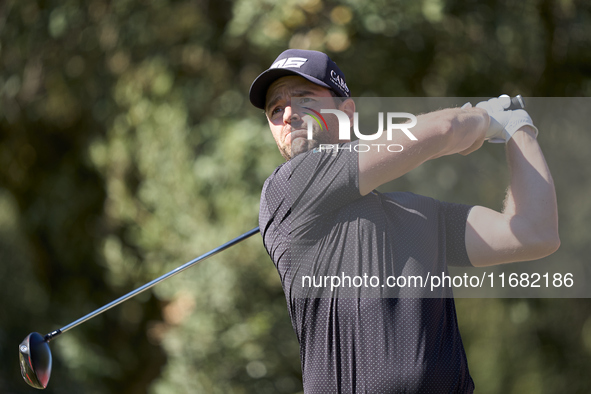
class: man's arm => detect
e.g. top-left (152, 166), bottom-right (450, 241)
top-left (357, 99), bottom-right (559, 266)
top-left (358, 107), bottom-right (489, 195)
top-left (465, 126), bottom-right (560, 266)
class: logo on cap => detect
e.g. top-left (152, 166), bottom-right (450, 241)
top-left (330, 70), bottom-right (349, 95)
top-left (270, 57), bottom-right (308, 69)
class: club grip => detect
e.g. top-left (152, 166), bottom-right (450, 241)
top-left (508, 95), bottom-right (525, 110)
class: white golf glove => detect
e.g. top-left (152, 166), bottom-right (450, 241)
top-left (463, 95), bottom-right (538, 143)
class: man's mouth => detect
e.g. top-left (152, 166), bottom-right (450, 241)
top-left (285, 129), bottom-right (308, 142)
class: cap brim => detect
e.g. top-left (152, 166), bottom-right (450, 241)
top-left (249, 68), bottom-right (332, 110)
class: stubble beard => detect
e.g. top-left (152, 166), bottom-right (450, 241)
top-left (282, 124), bottom-right (336, 160)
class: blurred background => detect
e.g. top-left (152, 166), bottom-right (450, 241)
top-left (1, 0), bottom-right (591, 393)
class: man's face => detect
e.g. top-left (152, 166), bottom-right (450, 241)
top-left (265, 76), bottom-right (346, 160)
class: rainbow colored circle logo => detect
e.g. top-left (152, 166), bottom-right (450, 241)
top-left (303, 107), bottom-right (328, 130)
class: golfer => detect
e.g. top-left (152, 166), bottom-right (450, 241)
top-left (249, 49), bottom-right (559, 393)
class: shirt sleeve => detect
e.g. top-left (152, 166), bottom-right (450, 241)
top-left (262, 141), bottom-right (363, 238)
top-left (440, 200), bottom-right (475, 267)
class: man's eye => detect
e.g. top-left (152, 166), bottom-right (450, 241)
top-left (271, 107), bottom-right (282, 116)
top-left (298, 98), bottom-right (313, 104)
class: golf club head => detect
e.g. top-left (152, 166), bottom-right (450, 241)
top-left (19, 332), bottom-right (52, 389)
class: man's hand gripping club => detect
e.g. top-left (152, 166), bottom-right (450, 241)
top-left (463, 95), bottom-right (539, 143)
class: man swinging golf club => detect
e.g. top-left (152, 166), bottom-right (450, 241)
top-left (18, 49), bottom-right (560, 392)
top-left (250, 49), bottom-right (559, 393)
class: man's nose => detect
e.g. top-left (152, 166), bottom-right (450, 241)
top-left (283, 105), bottom-right (302, 124)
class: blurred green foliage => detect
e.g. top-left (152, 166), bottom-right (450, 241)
top-left (1, 0), bottom-right (591, 393)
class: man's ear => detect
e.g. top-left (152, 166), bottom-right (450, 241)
top-left (338, 98), bottom-right (356, 124)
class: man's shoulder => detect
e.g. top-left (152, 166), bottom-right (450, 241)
top-left (260, 146), bottom-right (346, 193)
top-left (261, 160), bottom-right (289, 196)
top-left (264, 142), bottom-right (359, 184)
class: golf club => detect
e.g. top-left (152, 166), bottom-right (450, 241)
top-left (19, 226), bottom-right (260, 389)
top-left (506, 94), bottom-right (525, 110)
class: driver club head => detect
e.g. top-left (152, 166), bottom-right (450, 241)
top-left (19, 332), bottom-right (52, 389)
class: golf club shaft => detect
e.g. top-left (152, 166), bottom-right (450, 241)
top-left (509, 95), bottom-right (525, 110)
top-left (44, 227), bottom-right (261, 342)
